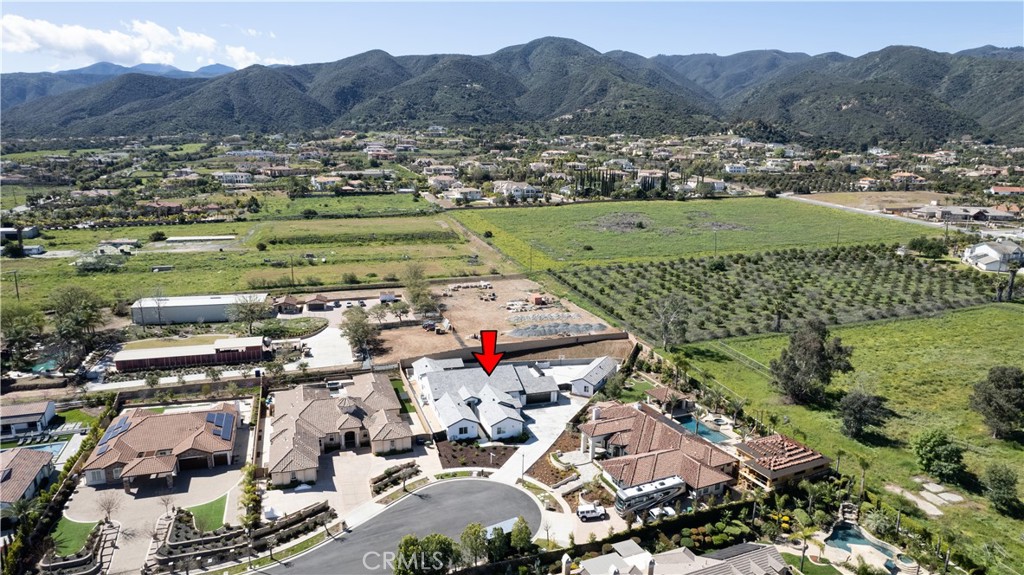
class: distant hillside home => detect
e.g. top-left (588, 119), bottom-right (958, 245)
top-left (0, 448), bottom-right (55, 510)
top-left (724, 164), bottom-right (747, 174)
top-left (267, 374), bottom-right (413, 485)
top-left (962, 239), bottom-right (1024, 272)
top-left (735, 434), bottom-right (830, 491)
top-left (212, 171), bottom-right (253, 185)
top-left (82, 403), bottom-right (240, 490)
top-left (911, 205), bottom-right (1016, 222)
top-left (0, 401), bottom-right (56, 436)
top-left (987, 186), bottom-right (1024, 196)
top-left (493, 180), bottom-right (541, 199)
top-left (443, 188), bottom-right (482, 202)
top-left (0, 226), bottom-right (40, 241)
top-left (130, 293), bottom-right (270, 325)
top-left (890, 172), bottom-right (927, 186)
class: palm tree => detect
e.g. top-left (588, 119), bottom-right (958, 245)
top-left (0, 497), bottom-right (39, 524)
top-left (792, 516), bottom-right (818, 573)
top-left (835, 448), bottom-right (847, 475)
top-left (771, 492), bottom-right (790, 531)
top-left (856, 455), bottom-right (870, 500)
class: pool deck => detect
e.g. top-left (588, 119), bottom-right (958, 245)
top-left (817, 522), bottom-right (908, 574)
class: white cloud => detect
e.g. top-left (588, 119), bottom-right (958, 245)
top-left (269, 31), bottom-right (277, 40)
top-left (2, 14), bottom-right (285, 70)
top-left (243, 28), bottom-right (260, 38)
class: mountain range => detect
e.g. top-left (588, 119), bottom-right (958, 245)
top-left (2, 38), bottom-right (1022, 147)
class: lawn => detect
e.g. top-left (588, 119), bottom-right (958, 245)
top-left (452, 199), bottom-right (941, 270)
top-left (619, 377), bottom-right (654, 403)
top-left (123, 334), bottom-right (230, 350)
top-left (247, 191), bottom-right (438, 220)
top-left (682, 304), bottom-right (1024, 574)
top-left (53, 408), bottom-right (100, 428)
top-left (0, 214), bottom-right (512, 307)
top-left (391, 379), bottom-right (416, 413)
top-left (186, 494), bottom-right (227, 532)
top-left (53, 518), bottom-right (97, 556)
top-left (781, 553), bottom-right (841, 575)
top-left (0, 185), bottom-right (74, 210)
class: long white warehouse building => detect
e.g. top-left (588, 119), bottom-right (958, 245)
top-left (130, 293), bottom-right (269, 325)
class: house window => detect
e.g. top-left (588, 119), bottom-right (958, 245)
top-left (584, 386), bottom-right (590, 393)
top-left (496, 427), bottom-right (504, 436)
top-left (112, 467), bottom-right (123, 479)
top-left (458, 426), bottom-right (468, 435)
top-left (390, 440), bottom-right (396, 450)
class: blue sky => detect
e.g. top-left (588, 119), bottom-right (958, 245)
top-left (2, 2), bottom-right (1022, 73)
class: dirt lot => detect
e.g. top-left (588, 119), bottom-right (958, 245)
top-left (810, 191), bottom-right (952, 211)
top-left (526, 429), bottom-right (580, 487)
top-left (436, 439), bottom-right (518, 469)
top-left (373, 276), bottom-right (623, 364)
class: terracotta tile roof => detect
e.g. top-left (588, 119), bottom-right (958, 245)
top-left (602, 449), bottom-right (733, 490)
top-left (737, 434), bottom-right (828, 472)
top-left (644, 387), bottom-right (687, 404)
top-left (348, 373), bottom-right (402, 414)
top-left (366, 411), bottom-right (412, 441)
top-left (582, 402), bottom-right (737, 489)
top-left (120, 455), bottom-right (177, 478)
top-left (82, 404), bottom-right (238, 475)
top-left (0, 448), bottom-right (53, 504)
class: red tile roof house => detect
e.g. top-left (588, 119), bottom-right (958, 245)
top-left (0, 448), bottom-right (55, 511)
top-left (81, 403), bottom-right (240, 492)
top-left (735, 434), bottom-right (830, 491)
top-left (0, 401), bottom-right (56, 437)
top-left (267, 373), bottom-right (413, 486)
top-left (579, 402), bottom-right (738, 501)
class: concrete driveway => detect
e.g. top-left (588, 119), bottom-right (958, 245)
top-left (267, 479), bottom-right (541, 575)
top-left (490, 394), bottom-right (589, 484)
top-left (286, 327), bottom-right (355, 370)
top-left (64, 466), bottom-right (243, 575)
top-left (262, 445), bottom-right (443, 519)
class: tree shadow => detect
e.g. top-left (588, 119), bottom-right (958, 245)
top-left (680, 346), bottom-right (731, 363)
top-left (854, 430), bottom-right (905, 449)
top-left (956, 470), bottom-right (985, 496)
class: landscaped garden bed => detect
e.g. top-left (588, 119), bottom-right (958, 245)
top-left (436, 440), bottom-right (518, 469)
top-left (526, 430), bottom-right (580, 487)
top-left (370, 462), bottom-right (421, 495)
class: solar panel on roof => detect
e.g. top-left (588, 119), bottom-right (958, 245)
top-left (117, 416), bottom-right (128, 427)
top-left (223, 413), bottom-right (235, 430)
top-left (214, 412), bottom-right (226, 427)
top-left (220, 426), bottom-right (233, 441)
top-left (96, 444), bottom-right (109, 456)
top-left (206, 413), bottom-right (217, 423)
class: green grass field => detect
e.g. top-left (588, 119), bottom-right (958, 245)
top-left (683, 304), bottom-right (1024, 573)
top-left (53, 518), bottom-right (97, 556)
top-left (248, 191), bottom-right (435, 219)
top-left (0, 215), bottom-right (511, 307)
top-left (452, 199), bottom-right (942, 270)
top-left (187, 494), bottom-right (227, 532)
top-left (782, 553), bottom-right (841, 575)
top-left (53, 408), bottom-right (99, 428)
top-left (391, 379), bottom-right (416, 413)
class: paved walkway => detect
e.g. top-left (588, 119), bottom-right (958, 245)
top-left (490, 396), bottom-right (589, 484)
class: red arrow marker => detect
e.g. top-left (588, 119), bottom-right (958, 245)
top-left (472, 330), bottom-right (504, 376)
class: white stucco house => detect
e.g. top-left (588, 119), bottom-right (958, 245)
top-left (962, 240), bottom-right (1024, 272)
top-left (570, 357), bottom-right (620, 397)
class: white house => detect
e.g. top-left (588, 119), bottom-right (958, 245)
top-left (211, 172), bottom-right (253, 185)
top-left (434, 394), bottom-right (480, 441)
top-left (962, 240), bottom-right (1024, 272)
top-left (571, 357), bottom-right (620, 397)
top-left (473, 386), bottom-right (524, 439)
top-left (493, 180), bottom-right (541, 199)
top-left (443, 188), bottom-right (482, 202)
top-left (0, 401), bottom-right (56, 436)
top-left (724, 164), bottom-right (748, 174)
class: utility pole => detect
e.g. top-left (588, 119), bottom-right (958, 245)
top-left (10, 270), bottom-right (19, 300)
top-left (289, 255), bottom-right (295, 286)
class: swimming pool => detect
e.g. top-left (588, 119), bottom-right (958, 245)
top-left (826, 523), bottom-right (896, 558)
top-left (674, 415), bottom-right (730, 443)
top-left (2, 441), bottom-right (67, 459)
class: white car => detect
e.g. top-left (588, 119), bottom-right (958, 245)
top-left (648, 506), bottom-right (677, 521)
top-left (577, 503), bottom-right (608, 522)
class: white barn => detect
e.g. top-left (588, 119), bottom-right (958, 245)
top-left (131, 293), bottom-right (270, 325)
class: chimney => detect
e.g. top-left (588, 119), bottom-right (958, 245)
top-left (562, 553), bottom-right (571, 575)
top-left (592, 406), bottom-right (601, 421)
top-left (649, 558), bottom-right (656, 575)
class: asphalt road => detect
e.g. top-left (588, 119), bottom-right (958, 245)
top-left (267, 480), bottom-right (542, 575)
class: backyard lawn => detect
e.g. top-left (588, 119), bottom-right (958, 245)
top-left (453, 199), bottom-right (941, 270)
top-left (683, 304), bottom-right (1024, 574)
top-left (619, 377), bottom-right (654, 403)
top-left (53, 518), bottom-right (97, 556)
top-left (53, 408), bottom-right (100, 428)
top-left (391, 379), bottom-right (416, 413)
top-left (781, 553), bottom-right (842, 575)
top-left (186, 494), bottom-right (227, 532)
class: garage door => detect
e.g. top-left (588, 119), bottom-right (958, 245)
top-left (178, 456), bottom-right (208, 470)
top-left (526, 392), bottom-right (552, 404)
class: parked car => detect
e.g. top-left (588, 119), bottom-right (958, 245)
top-left (648, 506), bottom-right (677, 521)
top-left (577, 503), bottom-right (608, 522)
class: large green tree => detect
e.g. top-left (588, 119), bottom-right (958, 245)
top-left (510, 516), bottom-right (533, 554)
top-left (769, 319), bottom-right (854, 404)
top-left (0, 302), bottom-right (45, 367)
top-left (970, 366), bottom-right (1024, 438)
top-left (340, 307), bottom-right (380, 353)
top-left (913, 429), bottom-right (965, 483)
top-left (982, 463), bottom-right (1019, 515)
top-left (50, 285), bottom-right (104, 349)
top-left (839, 388), bottom-right (888, 438)
top-left (459, 522), bottom-right (488, 567)
top-left (227, 294), bottom-right (272, 335)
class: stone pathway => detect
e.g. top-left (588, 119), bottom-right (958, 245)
top-left (885, 484), bottom-right (943, 516)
